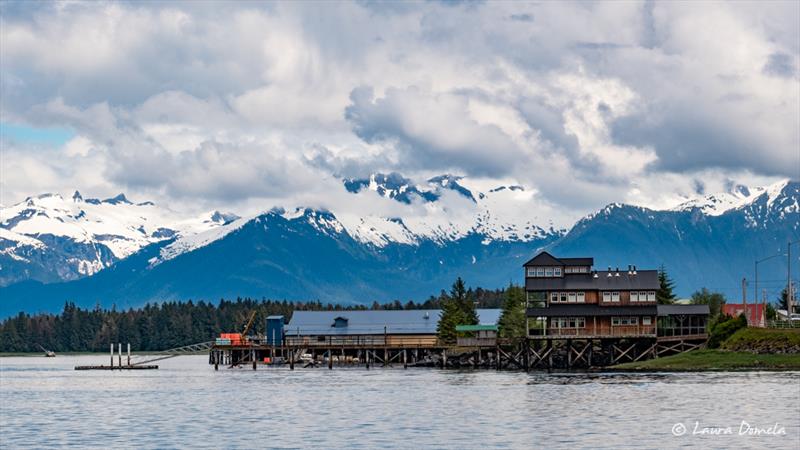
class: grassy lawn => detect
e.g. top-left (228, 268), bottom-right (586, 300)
top-left (613, 349), bottom-right (800, 371)
top-left (721, 327), bottom-right (800, 353)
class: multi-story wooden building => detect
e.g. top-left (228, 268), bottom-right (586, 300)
top-left (524, 251), bottom-right (659, 339)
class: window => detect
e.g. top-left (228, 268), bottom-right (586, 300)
top-left (568, 292), bottom-right (577, 303)
top-left (642, 316), bottom-right (652, 326)
top-left (527, 268), bottom-right (536, 277)
top-left (630, 291), bottom-right (639, 302)
top-left (545, 267), bottom-right (554, 277)
top-left (560, 293), bottom-right (567, 303)
top-left (611, 292), bottom-right (620, 302)
top-left (577, 292), bottom-right (585, 303)
top-left (552, 317), bottom-right (585, 328)
top-left (578, 266), bottom-right (588, 273)
top-left (550, 293), bottom-right (558, 303)
top-left (646, 291), bottom-right (656, 302)
top-left (536, 267), bottom-right (545, 277)
top-left (603, 292), bottom-right (611, 302)
top-left (554, 267), bottom-right (562, 276)
top-left (611, 316), bottom-right (639, 326)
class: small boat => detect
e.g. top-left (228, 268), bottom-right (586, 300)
top-left (37, 344), bottom-right (56, 357)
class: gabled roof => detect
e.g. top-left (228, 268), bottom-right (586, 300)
top-left (286, 309), bottom-right (501, 336)
top-left (523, 251), bottom-right (593, 267)
top-left (523, 251), bottom-right (563, 267)
top-left (525, 270), bottom-right (659, 291)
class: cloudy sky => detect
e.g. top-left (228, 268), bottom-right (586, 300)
top-left (1, 0), bottom-right (798, 225)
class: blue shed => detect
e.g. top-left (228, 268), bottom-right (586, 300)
top-left (266, 315), bottom-right (284, 346)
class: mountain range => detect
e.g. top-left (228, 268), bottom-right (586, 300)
top-left (1, 175), bottom-right (797, 317)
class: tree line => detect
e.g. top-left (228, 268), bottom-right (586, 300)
top-left (2, 266), bottom-right (787, 353)
top-left (0, 287), bottom-right (506, 353)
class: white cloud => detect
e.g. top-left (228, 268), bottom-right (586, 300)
top-left (0, 0), bottom-right (796, 221)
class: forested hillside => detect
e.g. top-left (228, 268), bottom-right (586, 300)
top-left (0, 287), bottom-right (505, 352)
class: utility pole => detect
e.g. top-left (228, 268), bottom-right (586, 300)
top-left (789, 242), bottom-right (793, 316)
top-left (742, 277), bottom-right (748, 325)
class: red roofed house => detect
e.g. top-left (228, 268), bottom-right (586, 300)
top-left (721, 303), bottom-right (766, 327)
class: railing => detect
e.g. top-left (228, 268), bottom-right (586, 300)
top-left (766, 320), bottom-right (800, 329)
top-left (456, 337), bottom-right (497, 347)
top-left (283, 335), bottom-right (440, 348)
top-left (529, 325), bottom-right (657, 338)
top-left (657, 327), bottom-right (708, 337)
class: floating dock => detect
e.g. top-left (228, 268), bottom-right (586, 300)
top-left (75, 365), bottom-right (158, 370)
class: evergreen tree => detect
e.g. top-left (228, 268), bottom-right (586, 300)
top-left (657, 264), bottom-right (677, 304)
top-left (451, 277), bottom-right (478, 325)
top-left (498, 283), bottom-right (526, 339)
top-left (436, 297), bottom-right (465, 345)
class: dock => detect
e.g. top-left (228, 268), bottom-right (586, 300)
top-left (75, 365), bottom-right (158, 370)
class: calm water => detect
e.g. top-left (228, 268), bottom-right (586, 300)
top-left (1, 355), bottom-right (798, 449)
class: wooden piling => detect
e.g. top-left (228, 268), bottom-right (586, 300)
top-left (403, 349), bottom-right (407, 369)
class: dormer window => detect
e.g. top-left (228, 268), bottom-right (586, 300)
top-left (332, 317), bottom-right (349, 328)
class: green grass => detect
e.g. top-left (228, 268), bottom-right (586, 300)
top-left (721, 328), bottom-right (800, 353)
top-left (613, 349), bottom-right (800, 371)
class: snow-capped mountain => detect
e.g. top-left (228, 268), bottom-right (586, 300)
top-left (0, 192), bottom-right (237, 285)
top-left (150, 173), bottom-right (562, 265)
top-left (339, 173), bottom-right (559, 243)
top-left (0, 177), bottom-right (797, 316)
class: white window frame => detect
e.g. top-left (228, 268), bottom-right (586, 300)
top-left (560, 293), bottom-right (567, 303)
top-left (568, 292), bottom-right (577, 303)
top-left (545, 267), bottom-right (554, 277)
top-left (611, 316), bottom-right (639, 326)
top-left (536, 267), bottom-right (545, 277)
top-left (630, 291), bottom-right (638, 302)
top-left (642, 316), bottom-right (652, 326)
top-left (646, 291), bottom-right (656, 302)
top-left (550, 292), bottom-right (558, 303)
top-left (554, 267), bottom-right (562, 277)
top-left (611, 292), bottom-right (620, 302)
top-left (552, 317), bottom-right (585, 329)
top-left (527, 267), bottom-right (535, 277)
top-left (577, 292), bottom-right (585, 303)
top-left (603, 292), bottom-right (611, 302)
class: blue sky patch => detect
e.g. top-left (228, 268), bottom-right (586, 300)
top-left (0, 122), bottom-right (74, 147)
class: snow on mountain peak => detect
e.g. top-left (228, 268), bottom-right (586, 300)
top-left (672, 183), bottom-right (768, 216)
top-left (1, 192), bottom-right (230, 261)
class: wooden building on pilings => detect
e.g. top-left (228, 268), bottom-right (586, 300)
top-left (209, 251), bottom-right (710, 371)
top-left (211, 309), bottom-right (501, 370)
top-left (520, 252), bottom-right (709, 368)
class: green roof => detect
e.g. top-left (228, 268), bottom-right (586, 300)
top-left (455, 324), bottom-right (498, 332)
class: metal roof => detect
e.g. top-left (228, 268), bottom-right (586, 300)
top-left (527, 305), bottom-right (657, 317)
top-left (657, 304), bottom-right (710, 316)
top-left (523, 252), bottom-right (594, 267)
top-left (286, 309), bottom-right (501, 336)
top-left (455, 324), bottom-right (498, 332)
top-left (525, 270), bottom-right (659, 291)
